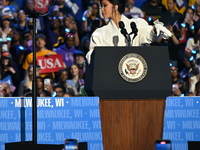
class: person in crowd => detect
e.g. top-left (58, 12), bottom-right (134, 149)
top-left (53, 85), bottom-right (66, 97)
top-left (55, 33), bottom-right (78, 67)
top-left (193, 0), bottom-right (200, 22)
top-left (74, 50), bottom-right (86, 78)
top-left (170, 65), bottom-right (188, 96)
top-left (141, 0), bottom-right (167, 24)
top-left (179, 54), bottom-right (200, 94)
top-left (22, 34), bottom-right (57, 78)
top-left (55, 68), bottom-right (77, 96)
top-left (63, 14), bottom-right (80, 48)
top-left (185, 25), bottom-right (200, 62)
top-left (24, 0), bottom-right (35, 14)
top-left (18, 64), bottom-right (40, 97)
top-left (24, 0), bottom-right (45, 33)
top-left (0, 15), bottom-right (13, 52)
top-left (56, 0), bottom-right (73, 17)
top-left (35, 76), bottom-right (51, 97)
top-left (179, 7), bottom-right (195, 43)
top-left (82, 2), bottom-right (105, 33)
top-left (36, 76), bottom-right (44, 96)
top-left (43, 75), bottom-right (56, 97)
top-left (67, 64), bottom-right (85, 95)
top-left (173, 7), bottom-right (195, 70)
top-left (13, 10), bottom-right (29, 33)
top-left (0, 82), bottom-right (12, 97)
top-left (124, 0), bottom-right (144, 19)
top-left (81, 18), bottom-right (105, 53)
top-left (9, 29), bottom-right (24, 67)
top-left (155, 23), bottom-right (180, 67)
top-left (0, 0), bottom-right (14, 18)
top-left (162, 0), bottom-right (189, 15)
top-left (18, 30), bottom-right (34, 74)
top-left (1, 52), bottom-right (20, 95)
top-left (194, 81), bottom-right (200, 96)
top-left (44, 16), bottom-right (65, 51)
top-left (160, 0), bottom-right (183, 26)
top-left (86, 0), bottom-right (172, 63)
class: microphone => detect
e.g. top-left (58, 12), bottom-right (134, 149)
top-left (119, 21), bottom-right (131, 45)
top-left (130, 22), bottom-right (138, 40)
top-left (119, 21), bottom-right (128, 39)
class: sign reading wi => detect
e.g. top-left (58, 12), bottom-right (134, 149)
top-left (0, 97), bottom-right (103, 150)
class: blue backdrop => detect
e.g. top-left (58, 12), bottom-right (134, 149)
top-left (1, 96), bottom-right (197, 150)
top-left (0, 97), bottom-right (102, 150)
top-left (163, 97), bottom-right (200, 150)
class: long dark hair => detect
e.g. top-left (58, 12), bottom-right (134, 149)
top-left (100, 0), bottom-right (126, 14)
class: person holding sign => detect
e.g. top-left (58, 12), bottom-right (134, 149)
top-left (22, 34), bottom-right (57, 78)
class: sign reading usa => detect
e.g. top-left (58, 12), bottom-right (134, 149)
top-left (37, 54), bottom-right (64, 73)
top-left (34, 0), bottom-right (51, 14)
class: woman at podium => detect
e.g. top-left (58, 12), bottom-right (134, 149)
top-left (86, 0), bottom-right (172, 63)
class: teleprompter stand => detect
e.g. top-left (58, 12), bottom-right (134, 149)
top-left (85, 46), bottom-right (171, 150)
top-left (5, 7), bottom-right (88, 150)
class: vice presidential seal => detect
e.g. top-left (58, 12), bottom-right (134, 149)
top-left (118, 53), bottom-right (148, 83)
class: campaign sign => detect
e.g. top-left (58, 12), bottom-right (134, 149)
top-left (37, 54), bottom-right (64, 73)
top-left (34, 0), bottom-right (52, 14)
top-left (163, 97), bottom-right (200, 150)
top-left (0, 97), bottom-right (103, 150)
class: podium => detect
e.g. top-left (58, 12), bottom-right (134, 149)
top-left (85, 46), bottom-right (171, 150)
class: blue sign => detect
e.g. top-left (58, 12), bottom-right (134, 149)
top-left (163, 97), bottom-right (200, 150)
top-left (2, 96), bottom-right (199, 150)
top-left (0, 97), bottom-right (103, 150)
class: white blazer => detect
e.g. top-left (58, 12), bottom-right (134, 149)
top-left (86, 15), bottom-right (157, 63)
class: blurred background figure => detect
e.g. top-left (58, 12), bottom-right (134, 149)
top-left (82, 2), bottom-right (105, 34)
top-left (1, 52), bottom-right (19, 95)
top-left (124, 0), bottom-right (144, 19)
top-left (55, 68), bottom-right (77, 96)
top-left (62, 14), bottom-right (80, 48)
top-left (141, 0), bottom-right (167, 24)
top-left (80, 18), bottom-right (105, 54)
top-left (0, 15), bottom-right (13, 53)
top-left (160, 0), bottom-right (183, 26)
top-left (55, 33), bottom-right (77, 67)
top-left (170, 65), bottom-right (188, 96)
top-left (53, 85), bottom-right (66, 97)
top-left (74, 50), bottom-right (86, 78)
top-left (67, 64), bottom-right (84, 95)
top-left (55, 0), bottom-right (73, 18)
top-left (179, 54), bottom-right (200, 95)
top-left (18, 64), bottom-right (40, 97)
top-left (43, 75), bottom-right (56, 97)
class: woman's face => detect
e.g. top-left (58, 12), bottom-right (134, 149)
top-left (92, 3), bottom-right (99, 16)
top-left (64, 17), bottom-right (70, 26)
top-left (18, 10), bottom-right (26, 21)
top-left (2, 20), bottom-right (10, 28)
top-left (2, 58), bottom-right (9, 66)
top-left (51, 18), bottom-right (61, 29)
top-left (186, 8), bottom-right (194, 19)
top-left (13, 31), bottom-right (20, 41)
top-left (70, 65), bottom-right (79, 76)
top-left (101, 0), bottom-right (114, 19)
top-left (170, 66), bottom-right (178, 78)
top-left (60, 71), bottom-right (68, 81)
top-left (28, 67), bottom-right (33, 80)
top-left (27, 0), bottom-right (35, 11)
top-left (36, 78), bottom-right (43, 89)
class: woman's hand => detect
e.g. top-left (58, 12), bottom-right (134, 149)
top-left (7, 67), bottom-right (16, 74)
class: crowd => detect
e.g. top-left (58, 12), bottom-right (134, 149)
top-left (1, 0), bottom-right (200, 97)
